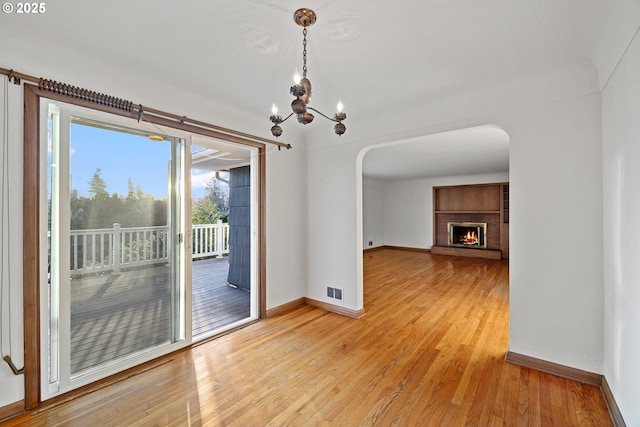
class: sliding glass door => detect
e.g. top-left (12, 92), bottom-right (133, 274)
top-left (38, 98), bottom-right (260, 400)
top-left (42, 101), bottom-right (185, 397)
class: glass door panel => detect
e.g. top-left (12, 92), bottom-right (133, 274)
top-left (44, 103), bottom-right (183, 396)
top-left (190, 143), bottom-right (253, 340)
top-left (66, 119), bottom-right (182, 375)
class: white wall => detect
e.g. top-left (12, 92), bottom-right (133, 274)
top-left (307, 92), bottom-right (603, 376)
top-left (362, 177), bottom-right (385, 249)
top-left (307, 142), bottom-right (363, 309)
top-left (0, 78), bottom-right (25, 411)
top-left (266, 146), bottom-right (308, 308)
top-left (602, 29), bottom-right (640, 427)
top-left (382, 179), bottom-right (431, 249)
top-left (506, 94), bottom-right (603, 374)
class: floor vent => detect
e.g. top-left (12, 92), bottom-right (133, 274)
top-left (327, 286), bottom-right (343, 300)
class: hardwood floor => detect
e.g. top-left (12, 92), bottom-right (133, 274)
top-left (4, 248), bottom-right (611, 426)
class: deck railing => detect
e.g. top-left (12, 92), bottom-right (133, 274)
top-left (192, 221), bottom-right (230, 259)
top-left (69, 221), bottom-right (229, 275)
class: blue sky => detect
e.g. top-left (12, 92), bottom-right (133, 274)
top-left (70, 123), bottom-right (216, 199)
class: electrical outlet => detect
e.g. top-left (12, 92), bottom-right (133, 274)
top-left (368, 241), bottom-right (373, 246)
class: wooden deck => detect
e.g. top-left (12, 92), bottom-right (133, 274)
top-left (70, 257), bottom-right (249, 373)
top-left (192, 258), bottom-right (251, 336)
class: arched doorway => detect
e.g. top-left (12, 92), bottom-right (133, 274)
top-left (355, 125), bottom-right (510, 310)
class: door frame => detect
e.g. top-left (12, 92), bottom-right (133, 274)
top-left (23, 83), bottom-right (266, 409)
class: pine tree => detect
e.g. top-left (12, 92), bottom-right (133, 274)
top-left (88, 168), bottom-right (108, 199)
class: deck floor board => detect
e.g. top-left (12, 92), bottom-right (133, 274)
top-left (70, 257), bottom-right (250, 373)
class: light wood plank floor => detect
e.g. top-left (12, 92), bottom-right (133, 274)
top-left (7, 248), bottom-right (611, 426)
top-left (70, 257), bottom-right (249, 373)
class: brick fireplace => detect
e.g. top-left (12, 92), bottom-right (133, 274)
top-left (448, 221), bottom-right (487, 248)
top-left (431, 183), bottom-right (508, 259)
top-left (435, 213), bottom-right (500, 250)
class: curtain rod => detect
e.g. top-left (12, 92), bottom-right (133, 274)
top-left (0, 66), bottom-right (292, 150)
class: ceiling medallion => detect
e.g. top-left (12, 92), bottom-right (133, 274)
top-left (269, 8), bottom-right (347, 138)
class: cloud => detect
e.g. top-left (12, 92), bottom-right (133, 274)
top-left (191, 170), bottom-right (215, 189)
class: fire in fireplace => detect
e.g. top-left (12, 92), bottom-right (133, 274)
top-left (448, 222), bottom-right (487, 248)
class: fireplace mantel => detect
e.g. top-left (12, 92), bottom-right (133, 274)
top-left (432, 183), bottom-right (509, 259)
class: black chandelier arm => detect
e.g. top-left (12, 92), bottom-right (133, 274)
top-left (271, 112), bottom-right (294, 124)
top-left (280, 112), bottom-right (295, 123)
top-left (307, 107), bottom-right (343, 123)
top-left (281, 113), bottom-right (293, 123)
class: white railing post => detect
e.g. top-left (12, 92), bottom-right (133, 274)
top-left (113, 223), bottom-right (121, 273)
top-left (215, 220), bottom-right (224, 258)
top-left (193, 226), bottom-right (200, 257)
top-left (224, 223), bottom-right (229, 253)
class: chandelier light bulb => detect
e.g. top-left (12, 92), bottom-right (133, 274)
top-left (293, 69), bottom-right (301, 85)
top-left (337, 101), bottom-right (343, 113)
top-left (271, 103), bottom-right (278, 115)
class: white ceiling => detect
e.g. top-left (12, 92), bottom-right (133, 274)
top-left (191, 135), bottom-right (254, 172)
top-left (362, 126), bottom-right (509, 181)
top-left (2, 0), bottom-right (638, 179)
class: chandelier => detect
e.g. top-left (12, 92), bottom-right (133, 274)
top-left (269, 8), bottom-right (347, 137)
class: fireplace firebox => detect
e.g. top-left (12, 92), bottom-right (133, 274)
top-left (448, 222), bottom-right (487, 248)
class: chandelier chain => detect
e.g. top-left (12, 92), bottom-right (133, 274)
top-left (302, 27), bottom-right (308, 78)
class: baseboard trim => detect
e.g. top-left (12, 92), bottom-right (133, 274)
top-left (601, 376), bottom-right (627, 427)
top-left (382, 245), bottom-right (431, 253)
top-left (304, 297), bottom-right (365, 319)
top-left (505, 351), bottom-right (602, 386)
top-left (267, 297), bottom-right (365, 319)
top-left (0, 399), bottom-right (24, 422)
top-left (266, 298), bottom-right (306, 317)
